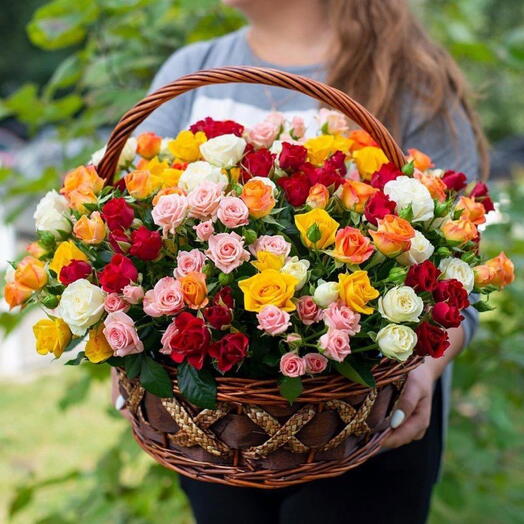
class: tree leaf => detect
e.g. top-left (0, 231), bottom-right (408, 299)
top-left (140, 357), bottom-right (173, 398)
top-left (335, 357), bottom-right (376, 388)
top-left (278, 376), bottom-right (303, 404)
top-left (177, 362), bottom-right (217, 409)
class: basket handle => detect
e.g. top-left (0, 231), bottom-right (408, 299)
top-left (97, 66), bottom-right (407, 182)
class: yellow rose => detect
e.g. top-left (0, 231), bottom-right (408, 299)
top-left (294, 208), bottom-right (339, 249)
top-left (352, 146), bottom-right (388, 180)
top-left (238, 269), bottom-right (298, 312)
top-left (304, 135), bottom-right (351, 166)
top-left (338, 271), bottom-right (379, 315)
top-left (33, 317), bottom-right (72, 358)
top-left (85, 323), bottom-right (113, 363)
top-left (49, 241), bottom-right (88, 276)
top-left (168, 130), bottom-right (207, 162)
top-left (251, 251), bottom-right (285, 272)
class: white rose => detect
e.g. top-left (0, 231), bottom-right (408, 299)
top-left (200, 134), bottom-right (246, 168)
top-left (384, 176), bottom-right (434, 222)
top-left (396, 230), bottom-right (434, 265)
top-left (178, 161), bottom-right (228, 193)
top-left (376, 323), bottom-right (417, 362)
top-left (439, 257), bottom-right (474, 292)
top-left (160, 137), bottom-right (174, 157)
top-left (282, 257), bottom-right (310, 290)
top-left (33, 190), bottom-right (72, 238)
top-left (378, 286), bottom-right (424, 323)
top-left (90, 137), bottom-right (137, 169)
top-left (58, 279), bottom-right (106, 336)
top-left (270, 140), bottom-right (284, 157)
top-left (313, 281), bottom-right (340, 307)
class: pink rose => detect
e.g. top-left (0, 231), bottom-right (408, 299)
top-left (104, 293), bottom-right (129, 313)
top-left (323, 301), bottom-right (361, 335)
top-left (217, 196), bottom-right (249, 228)
top-left (248, 121), bottom-right (279, 148)
top-left (297, 296), bottom-right (323, 325)
top-left (286, 333), bottom-right (302, 345)
top-left (103, 311), bottom-right (144, 357)
top-left (249, 235), bottom-right (291, 257)
top-left (319, 329), bottom-right (351, 362)
top-left (122, 284), bottom-right (144, 304)
top-left (205, 232), bottom-right (250, 274)
top-left (160, 320), bottom-right (177, 355)
top-left (193, 220), bottom-right (215, 241)
top-left (152, 193), bottom-right (188, 235)
top-left (318, 108), bottom-right (349, 134)
top-left (187, 181), bottom-right (223, 220)
top-left (174, 249), bottom-right (206, 279)
top-left (280, 352), bottom-right (306, 378)
top-left (256, 305), bottom-right (291, 336)
top-left (143, 277), bottom-right (184, 317)
top-left (304, 353), bottom-right (328, 374)
top-left (265, 112), bottom-right (285, 128)
top-left (290, 116), bottom-right (306, 139)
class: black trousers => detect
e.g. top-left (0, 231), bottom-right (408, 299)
top-left (180, 379), bottom-right (443, 524)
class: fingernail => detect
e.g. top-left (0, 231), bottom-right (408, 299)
top-left (115, 394), bottom-right (126, 410)
top-left (390, 409), bottom-right (405, 429)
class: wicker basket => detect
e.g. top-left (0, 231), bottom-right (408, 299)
top-left (99, 67), bottom-right (422, 489)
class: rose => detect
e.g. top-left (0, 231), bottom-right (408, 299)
top-left (370, 163), bottom-right (401, 189)
top-left (249, 235), bottom-right (291, 258)
top-left (143, 277), bottom-right (184, 317)
top-left (152, 193), bottom-right (189, 234)
top-left (313, 282), bottom-right (340, 307)
top-left (180, 271), bottom-right (208, 309)
top-left (247, 120), bottom-right (280, 148)
top-left (352, 146), bottom-right (388, 179)
top-left (124, 169), bottom-right (162, 200)
top-left (439, 257), bottom-right (475, 292)
top-left (33, 190), bottom-right (72, 237)
top-left (349, 129), bottom-right (378, 150)
top-left (209, 332), bottom-right (249, 372)
top-left (252, 250), bottom-right (286, 274)
top-left (319, 329), bottom-right (351, 362)
top-left (60, 165), bottom-right (104, 211)
top-left (241, 178), bottom-right (275, 218)
top-left (318, 108), bottom-right (349, 134)
top-left (339, 180), bottom-right (378, 213)
top-left (84, 324), bottom-right (113, 363)
top-left (378, 286), bottom-right (424, 323)
top-left (469, 182), bottom-right (495, 212)
top-left (277, 173), bottom-right (311, 206)
top-left (129, 226), bottom-right (162, 261)
top-left (186, 181), bottom-right (223, 221)
top-left (26, 242), bottom-right (46, 258)
top-left (136, 132), bottom-right (162, 159)
top-left (432, 302), bottom-right (463, 328)
top-left (242, 148), bottom-right (274, 178)
top-left (280, 352), bottom-right (306, 377)
top-left (396, 230), bottom-right (434, 266)
top-left (199, 133), bottom-right (246, 168)
top-left (167, 130), bottom-right (206, 162)
top-left (59, 260), bottom-right (92, 285)
top-left (407, 148), bottom-right (434, 171)
top-left (98, 254), bottom-right (138, 293)
top-left (415, 322), bottom-right (450, 358)
top-left (101, 197), bottom-right (135, 231)
top-left (239, 269), bottom-right (297, 312)
top-left (203, 304), bottom-right (232, 330)
top-left (174, 248), bottom-right (206, 279)
top-left (328, 226), bottom-right (374, 265)
top-left (256, 305), bottom-right (291, 335)
top-left (4, 281), bottom-right (33, 309)
top-left (305, 135), bottom-right (348, 166)
top-left (338, 271), bottom-right (379, 315)
top-left (108, 228), bottom-right (130, 254)
top-left (369, 214), bottom-right (415, 257)
top-left (190, 117), bottom-right (244, 138)
top-left (364, 191), bottom-right (397, 226)
top-left (103, 311), bottom-right (144, 357)
top-left (205, 232), bottom-right (250, 274)
top-left (414, 171), bottom-right (447, 202)
top-left (384, 176), bottom-right (434, 222)
top-left (441, 218), bottom-right (478, 244)
top-left (304, 353), bottom-right (328, 374)
top-left (73, 211), bottom-right (106, 245)
top-left (49, 241), bottom-right (88, 276)
top-left (306, 183), bottom-right (330, 209)
top-left (14, 256), bottom-right (47, 290)
top-left (290, 116), bottom-right (306, 139)
top-left (213, 286), bottom-right (235, 309)
top-left (279, 142), bottom-right (308, 171)
top-left (441, 170), bottom-right (467, 191)
top-left (297, 296), bottom-right (323, 324)
top-left (193, 220), bottom-right (215, 241)
top-left (122, 284), bottom-right (144, 304)
top-left (281, 257), bottom-right (310, 290)
top-left (104, 293), bottom-right (129, 313)
top-left (456, 196), bottom-right (486, 225)
top-left (376, 323), bottom-right (417, 362)
top-left (295, 208), bottom-right (339, 249)
top-left (33, 318), bottom-right (71, 358)
top-left (433, 279), bottom-right (470, 309)
top-left (405, 260), bottom-right (441, 292)
top-left (216, 196), bottom-right (249, 228)
top-left (478, 252), bottom-right (515, 289)
top-left (303, 161), bottom-right (344, 189)
top-left (322, 301), bottom-right (361, 334)
top-left (178, 161), bottom-right (227, 193)
top-left (57, 279), bottom-right (105, 336)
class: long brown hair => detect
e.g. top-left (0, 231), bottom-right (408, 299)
top-left (326, 0), bottom-right (489, 179)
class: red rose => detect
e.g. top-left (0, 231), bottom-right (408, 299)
top-left (405, 260), bottom-right (441, 292)
top-left (279, 142), bottom-right (307, 171)
top-left (189, 117), bottom-right (244, 138)
top-left (307, 163), bottom-right (344, 190)
top-left (113, 178), bottom-right (127, 192)
top-left (441, 170), bottom-right (467, 191)
top-left (98, 254), bottom-right (138, 293)
top-left (370, 162), bottom-right (401, 190)
top-left (433, 279), bottom-right (470, 309)
top-left (108, 228), bottom-right (131, 254)
top-left (213, 287), bottom-right (235, 309)
top-left (277, 173), bottom-right (311, 206)
top-left (432, 301), bottom-right (463, 328)
top-left (364, 191), bottom-right (396, 225)
top-left (209, 332), bottom-right (249, 372)
top-left (167, 312), bottom-right (211, 369)
top-left (59, 260), bottom-right (92, 285)
top-left (325, 150), bottom-right (347, 177)
top-left (129, 226), bottom-right (162, 261)
top-left (469, 182), bottom-right (495, 212)
top-left (203, 305), bottom-right (233, 330)
top-left (242, 148), bottom-right (275, 179)
top-left (415, 322), bottom-right (450, 358)
top-left (101, 198), bottom-right (134, 231)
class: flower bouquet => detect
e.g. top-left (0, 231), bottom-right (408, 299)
top-left (5, 68), bottom-right (514, 488)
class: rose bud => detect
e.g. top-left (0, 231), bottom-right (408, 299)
top-left (136, 132), bottom-right (162, 159)
top-left (432, 301), bottom-right (463, 328)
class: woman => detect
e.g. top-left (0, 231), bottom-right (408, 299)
top-left (131, 1), bottom-right (486, 522)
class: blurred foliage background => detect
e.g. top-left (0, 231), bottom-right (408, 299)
top-left (1, 0), bottom-right (523, 522)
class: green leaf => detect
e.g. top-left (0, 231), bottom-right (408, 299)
top-left (8, 486), bottom-right (34, 517)
top-left (306, 223), bottom-right (321, 244)
top-left (65, 351), bottom-right (86, 365)
top-left (140, 357), bottom-right (173, 398)
top-left (473, 300), bottom-right (496, 312)
top-left (401, 161), bottom-right (415, 175)
top-left (63, 336), bottom-right (85, 353)
top-left (278, 376), bottom-right (303, 404)
top-left (335, 357), bottom-right (376, 388)
top-left (125, 354), bottom-right (143, 379)
top-left (177, 362), bottom-right (216, 409)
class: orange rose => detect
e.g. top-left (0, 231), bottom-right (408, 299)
top-left (125, 170), bottom-right (163, 199)
top-left (348, 130), bottom-right (378, 152)
top-left (15, 256), bottom-right (47, 290)
top-left (485, 252), bottom-right (515, 288)
top-left (180, 271), bottom-right (209, 309)
top-left (241, 179), bottom-right (275, 218)
top-left (456, 196), bottom-right (486, 225)
top-left (136, 132), bottom-right (162, 159)
top-left (473, 264), bottom-right (496, 288)
top-left (73, 211), bottom-right (106, 245)
top-left (26, 242), bottom-right (46, 258)
top-left (152, 187), bottom-right (186, 206)
top-left (414, 172), bottom-right (447, 202)
top-left (441, 218), bottom-right (477, 244)
top-left (339, 179), bottom-right (378, 213)
top-left (407, 148), bottom-right (434, 172)
top-left (328, 227), bottom-right (375, 265)
top-left (4, 281), bottom-right (33, 309)
top-left (369, 214), bottom-right (415, 257)
top-left (306, 183), bottom-right (329, 209)
top-left (61, 165), bottom-right (104, 212)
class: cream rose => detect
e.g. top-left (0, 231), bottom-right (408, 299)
top-left (200, 134), bottom-right (246, 168)
top-left (281, 257), bottom-right (310, 290)
top-left (396, 230), bottom-right (434, 265)
top-left (438, 257), bottom-right (475, 292)
top-left (378, 286), bottom-right (424, 323)
top-left (33, 190), bottom-right (72, 238)
top-left (376, 323), bottom-right (417, 362)
top-left (384, 176), bottom-right (434, 222)
top-left (58, 279), bottom-right (106, 336)
top-left (178, 161), bottom-right (228, 192)
top-left (313, 281), bottom-right (340, 307)
top-left (91, 138), bottom-right (137, 168)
